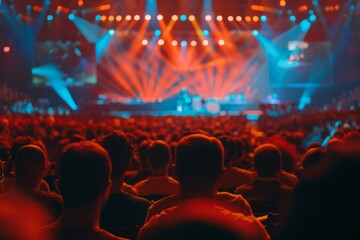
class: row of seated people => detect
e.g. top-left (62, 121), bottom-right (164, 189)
top-left (0, 116), bottom-right (359, 239)
top-left (0, 131), bottom-right (270, 239)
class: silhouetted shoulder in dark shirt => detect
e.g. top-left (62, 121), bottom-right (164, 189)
top-left (101, 192), bottom-right (151, 237)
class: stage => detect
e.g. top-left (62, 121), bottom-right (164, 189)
top-left (79, 99), bottom-right (263, 118)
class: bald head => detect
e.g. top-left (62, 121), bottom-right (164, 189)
top-left (15, 145), bottom-right (47, 188)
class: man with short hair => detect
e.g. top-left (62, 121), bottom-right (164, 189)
top-left (99, 131), bottom-right (151, 239)
top-left (134, 140), bottom-right (179, 196)
top-left (235, 144), bottom-right (293, 215)
top-left (11, 145), bottom-right (62, 224)
top-left (140, 134), bottom-right (269, 240)
top-left (46, 141), bottom-right (125, 240)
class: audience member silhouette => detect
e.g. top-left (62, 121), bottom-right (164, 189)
top-left (124, 139), bottom-right (152, 185)
top-left (218, 135), bottom-right (254, 191)
top-left (134, 140), bottom-right (179, 196)
top-left (235, 144), bottom-right (293, 215)
top-left (279, 141), bottom-right (360, 240)
top-left (98, 131), bottom-right (151, 239)
top-left (46, 141), bottom-right (126, 240)
top-left (11, 145), bottom-right (62, 224)
top-left (139, 134), bottom-right (269, 239)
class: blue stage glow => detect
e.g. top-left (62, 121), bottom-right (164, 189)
top-left (32, 64), bottom-right (78, 111)
top-left (95, 15), bottom-right (101, 21)
top-left (290, 15), bottom-right (296, 22)
top-left (154, 29), bottom-right (161, 36)
top-left (181, 40), bottom-right (187, 47)
top-left (96, 32), bottom-right (114, 62)
top-left (68, 14), bottom-right (75, 21)
top-left (246, 114), bottom-right (260, 121)
top-left (300, 19), bottom-right (311, 32)
top-left (202, 30), bottom-right (209, 36)
top-left (309, 15), bottom-right (317, 22)
top-left (298, 97), bottom-right (311, 110)
top-left (72, 16), bottom-right (105, 43)
top-left (308, 10), bottom-right (314, 15)
top-left (312, 0), bottom-right (319, 5)
top-left (260, 15), bottom-right (267, 22)
top-left (252, 30), bottom-right (259, 36)
top-left (47, 15), bottom-right (53, 21)
top-left (109, 29), bottom-right (115, 35)
top-left (145, 0), bottom-right (157, 17)
top-left (180, 15), bottom-right (187, 21)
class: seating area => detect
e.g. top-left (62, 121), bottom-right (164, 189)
top-left (0, 109), bottom-right (359, 239)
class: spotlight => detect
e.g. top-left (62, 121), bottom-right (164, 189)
top-left (300, 19), bottom-right (311, 32)
top-left (202, 30), bottom-right (209, 36)
top-left (154, 29), bottom-right (161, 36)
top-left (252, 30), bottom-right (259, 36)
top-left (68, 14), bottom-right (75, 20)
top-left (279, 0), bottom-right (286, 7)
top-left (101, 15), bottom-right (107, 21)
top-left (145, 15), bottom-right (151, 20)
top-left (108, 15), bottom-right (114, 21)
top-left (236, 16), bottom-right (242, 21)
top-left (116, 15), bottom-right (122, 21)
top-left (180, 15), bottom-right (187, 21)
top-left (95, 15), bottom-right (102, 21)
top-left (202, 40), bottom-right (209, 46)
top-left (190, 40), bottom-right (197, 46)
top-left (157, 15), bottom-right (163, 21)
top-left (142, 39), bottom-right (148, 46)
top-left (158, 39), bottom-right (164, 45)
top-left (188, 15), bottom-right (195, 21)
top-left (309, 14), bottom-right (317, 21)
top-left (47, 15), bottom-right (53, 21)
top-left (218, 39), bottom-right (225, 45)
top-left (252, 16), bottom-right (259, 22)
top-left (172, 40), bottom-right (178, 46)
top-left (172, 15), bottom-right (179, 21)
top-left (3, 46), bottom-right (10, 53)
top-left (290, 15), bottom-right (296, 22)
top-left (134, 15), bottom-right (140, 21)
top-left (181, 40), bottom-right (187, 47)
top-left (205, 15), bottom-right (212, 21)
top-left (261, 15), bottom-right (267, 22)
top-left (216, 15), bottom-right (223, 21)
top-left (109, 29), bottom-right (115, 35)
top-left (125, 15), bottom-right (132, 21)
top-left (228, 16), bottom-right (234, 21)
top-left (245, 16), bottom-right (251, 22)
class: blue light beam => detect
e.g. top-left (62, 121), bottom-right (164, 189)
top-left (32, 64), bottom-right (78, 110)
top-left (96, 31), bottom-right (115, 62)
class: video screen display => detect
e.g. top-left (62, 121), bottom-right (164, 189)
top-left (32, 41), bottom-right (97, 87)
top-left (269, 41), bottom-right (333, 88)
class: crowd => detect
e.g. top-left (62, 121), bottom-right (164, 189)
top-left (325, 86), bottom-right (360, 111)
top-left (0, 108), bottom-right (359, 239)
